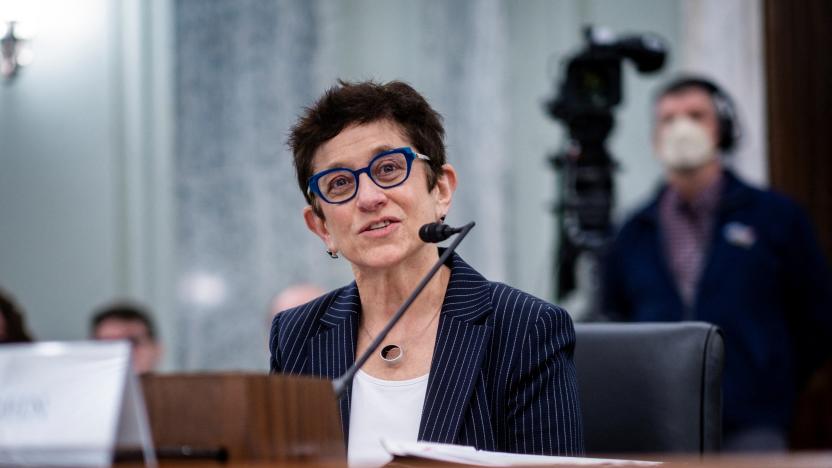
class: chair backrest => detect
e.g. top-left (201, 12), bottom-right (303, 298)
top-left (574, 321), bottom-right (724, 454)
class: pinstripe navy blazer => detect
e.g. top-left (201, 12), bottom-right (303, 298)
top-left (269, 252), bottom-right (584, 456)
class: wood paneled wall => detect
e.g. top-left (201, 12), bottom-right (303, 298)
top-left (764, 0), bottom-right (832, 261)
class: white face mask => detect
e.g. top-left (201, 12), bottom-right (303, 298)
top-left (656, 117), bottom-right (716, 171)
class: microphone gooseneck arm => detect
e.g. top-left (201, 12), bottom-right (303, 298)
top-left (332, 221), bottom-right (475, 399)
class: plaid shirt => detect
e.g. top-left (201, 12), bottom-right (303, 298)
top-left (659, 173), bottom-right (723, 314)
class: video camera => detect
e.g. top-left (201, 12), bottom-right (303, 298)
top-left (547, 26), bottom-right (666, 300)
top-left (548, 27), bottom-right (666, 125)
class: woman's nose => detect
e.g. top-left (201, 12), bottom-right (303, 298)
top-left (355, 173), bottom-right (387, 211)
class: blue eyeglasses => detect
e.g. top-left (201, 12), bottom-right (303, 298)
top-left (307, 147), bottom-right (431, 204)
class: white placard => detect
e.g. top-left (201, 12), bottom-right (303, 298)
top-left (0, 341), bottom-right (157, 467)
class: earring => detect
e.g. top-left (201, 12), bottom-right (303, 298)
top-left (440, 214), bottom-right (447, 223)
top-left (326, 250), bottom-right (339, 259)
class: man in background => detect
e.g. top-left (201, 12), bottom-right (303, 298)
top-left (601, 76), bottom-right (832, 451)
top-left (91, 301), bottom-right (162, 374)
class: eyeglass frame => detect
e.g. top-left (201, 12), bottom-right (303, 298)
top-left (306, 146), bottom-right (431, 205)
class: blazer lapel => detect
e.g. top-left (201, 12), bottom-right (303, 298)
top-left (418, 254), bottom-right (494, 444)
top-left (308, 282), bottom-right (360, 443)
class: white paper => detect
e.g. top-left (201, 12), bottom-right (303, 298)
top-left (381, 440), bottom-right (662, 466)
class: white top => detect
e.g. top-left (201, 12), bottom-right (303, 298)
top-left (347, 369), bottom-right (429, 467)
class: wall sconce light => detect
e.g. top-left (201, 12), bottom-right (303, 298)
top-left (1, 21), bottom-right (34, 82)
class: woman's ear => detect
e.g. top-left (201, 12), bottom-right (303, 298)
top-left (432, 163), bottom-right (458, 219)
top-left (303, 206), bottom-right (337, 253)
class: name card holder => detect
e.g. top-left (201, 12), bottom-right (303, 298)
top-left (0, 341), bottom-right (156, 467)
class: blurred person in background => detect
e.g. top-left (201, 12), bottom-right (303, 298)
top-left (91, 301), bottom-right (162, 374)
top-left (601, 76), bottom-right (832, 451)
top-left (0, 286), bottom-right (34, 343)
top-left (269, 283), bottom-right (326, 318)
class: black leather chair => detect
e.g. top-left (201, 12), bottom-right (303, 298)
top-left (574, 322), bottom-right (724, 454)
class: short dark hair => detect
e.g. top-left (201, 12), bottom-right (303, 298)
top-left (288, 80), bottom-right (447, 216)
top-left (91, 301), bottom-right (157, 340)
top-left (0, 287), bottom-right (33, 343)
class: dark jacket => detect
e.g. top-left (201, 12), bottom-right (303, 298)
top-left (270, 252), bottom-right (584, 456)
top-left (602, 170), bottom-right (832, 434)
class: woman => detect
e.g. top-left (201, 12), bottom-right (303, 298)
top-left (270, 80), bottom-right (583, 465)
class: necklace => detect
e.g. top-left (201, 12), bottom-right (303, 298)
top-left (360, 307), bottom-right (442, 367)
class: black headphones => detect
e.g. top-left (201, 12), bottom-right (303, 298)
top-left (656, 75), bottom-right (741, 153)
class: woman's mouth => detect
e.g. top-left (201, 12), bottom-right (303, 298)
top-left (361, 219), bottom-right (400, 237)
top-left (368, 220), bottom-right (391, 231)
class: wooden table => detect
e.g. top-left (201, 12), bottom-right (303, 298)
top-left (115, 451), bottom-right (832, 467)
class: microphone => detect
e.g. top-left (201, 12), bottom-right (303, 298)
top-left (419, 222), bottom-right (463, 243)
top-left (332, 221), bottom-right (476, 399)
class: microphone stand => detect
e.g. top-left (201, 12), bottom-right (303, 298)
top-left (332, 221), bottom-right (475, 399)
